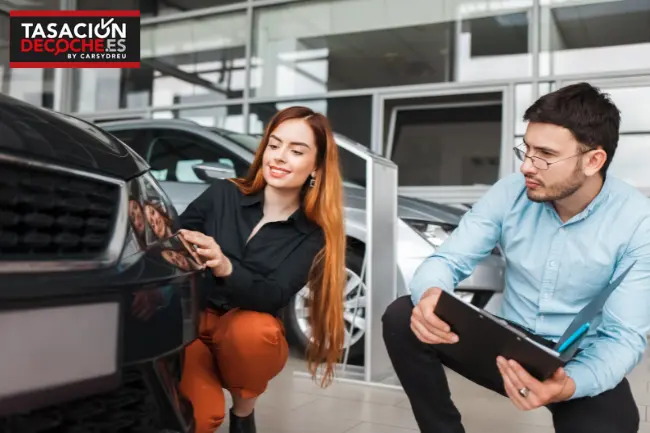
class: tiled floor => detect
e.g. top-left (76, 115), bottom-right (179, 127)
top-left (218, 350), bottom-right (650, 433)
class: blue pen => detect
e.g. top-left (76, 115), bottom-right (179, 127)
top-left (558, 322), bottom-right (590, 354)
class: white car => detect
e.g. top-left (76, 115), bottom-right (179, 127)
top-left (100, 119), bottom-right (506, 362)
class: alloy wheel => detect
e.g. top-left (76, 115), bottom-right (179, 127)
top-left (293, 267), bottom-right (367, 349)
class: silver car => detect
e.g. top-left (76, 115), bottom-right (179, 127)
top-left (99, 119), bottom-right (505, 361)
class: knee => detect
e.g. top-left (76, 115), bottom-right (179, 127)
top-left (225, 311), bottom-right (287, 357)
top-left (194, 411), bottom-right (224, 433)
top-left (382, 296), bottom-right (415, 346)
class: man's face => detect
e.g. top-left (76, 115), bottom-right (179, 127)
top-left (520, 122), bottom-right (587, 203)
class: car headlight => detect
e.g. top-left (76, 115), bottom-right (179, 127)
top-left (405, 218), bottom-right (503, 257)
top-left (123, 171), bottom-right (180, 257)
top-left (404, 219), bottom-right (456, 248)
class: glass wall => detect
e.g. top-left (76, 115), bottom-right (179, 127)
top-left (540, 0), bottom-right (650, 76)
top-left (71, 10), bottom-right (247, 112)
top-left (250, 0), bottom-right (533, 98)
top-left (54, 0), bottom-right (650, 199)
top-left (586, 83), bottom-right (650, 190)
top-left (77, 0), bottom-right (245, 18)
top-left (67, 0), bottom-right (650, 115)
top-left (0, 0), bottom-right (60, 108)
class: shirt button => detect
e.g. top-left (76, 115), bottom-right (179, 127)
top-left (540, 315), bottom-right (545, 321)
top-left (549, 261), bottom-right (556, 267)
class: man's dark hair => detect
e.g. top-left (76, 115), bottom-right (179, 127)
top-left (523, 82), bottom-right (620, 177)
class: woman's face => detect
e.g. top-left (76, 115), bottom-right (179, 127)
top-left (161, 250), bottom-right (190, 271)
top-left (262, 118), bottom-right (319, 191)
top-left (145, 204), bottom-right (170, 240)
top-left (128, 200), bottom-right (145, 234)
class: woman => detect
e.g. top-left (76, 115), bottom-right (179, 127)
top-left (178, 106), bottom-right (346, 433)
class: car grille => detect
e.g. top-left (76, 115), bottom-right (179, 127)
top-left (0, 368), bottom-right (167, 433)
top-left (0, 158), bottom-right (121, 261)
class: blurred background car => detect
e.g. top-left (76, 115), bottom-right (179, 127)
top-left (0, 95), bottom-right (199, 433)
top-left (99, 118), bottom-right (505, 363)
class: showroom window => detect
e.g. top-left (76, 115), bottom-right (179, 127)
top-left (578, 83), bottom-right (650, 190)
top-left (540, 0), bottom-right (650, 76)
top-left (0, 1), bottom-right (59, 108)
top-left (514, 82), bottom-right (554, 136)
top-left (77, 0), bottom-right (245, 18)
top-left (385, 94), bottom-right (503, 187)
top-left (249, 96), bottom-right (372, 186)
top-left (71, 11), bottom-right (247, 112)
top-left (250, 0), bottom-right (533, 98)
top-left (609, 134), bottom-right (650, 190)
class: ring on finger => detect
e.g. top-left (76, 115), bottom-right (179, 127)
top-left (518, 387), bottom-right (530, 398)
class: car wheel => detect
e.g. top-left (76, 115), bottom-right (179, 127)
top-left (285, 247), bottom-right (366, 363)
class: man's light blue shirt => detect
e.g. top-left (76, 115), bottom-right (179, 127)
top-left (409, 172), bottom-right (650, 399)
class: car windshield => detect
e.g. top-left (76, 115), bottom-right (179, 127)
top-left (207, 127), bottom-right (369, 187)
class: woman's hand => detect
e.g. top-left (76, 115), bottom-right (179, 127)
top-left (180, 230), bottom-right (233, 277)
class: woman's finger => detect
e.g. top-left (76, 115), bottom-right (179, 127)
top-left (196, 248), bottom-right (218, 259)
top-left (205, 258), bottom-right (222, 268)
top-left (181, 230), bottom-right (213, 248)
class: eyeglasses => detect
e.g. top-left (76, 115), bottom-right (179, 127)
top-left (513, 145), bottom-right (590, 170)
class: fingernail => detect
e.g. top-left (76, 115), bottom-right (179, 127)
top-left (452, 335), bottom-right (459, 343)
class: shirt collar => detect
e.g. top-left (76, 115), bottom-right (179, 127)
top-left (545, 175), bottom-right (612, 224)
top-left (240, 190), bottom-right (318, 234)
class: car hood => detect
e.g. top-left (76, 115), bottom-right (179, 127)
top-left (0, 94), bottom-right (148, 180)
top-left (343, 184), bottom-right (465, 224)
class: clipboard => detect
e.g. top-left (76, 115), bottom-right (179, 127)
top-left (431, 261), bottom-right (635, 381)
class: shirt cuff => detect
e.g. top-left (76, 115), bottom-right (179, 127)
top-left (222, 259), bottom-right (253, 291)
top-left (563, 361), bottom-right (601, 399)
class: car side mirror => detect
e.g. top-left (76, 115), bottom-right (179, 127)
top-left (192, 162), bottom-right (237, 181)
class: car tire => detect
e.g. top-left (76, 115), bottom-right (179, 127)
top-left (284, 247), bottom-right (367, 364)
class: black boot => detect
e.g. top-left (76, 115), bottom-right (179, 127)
top-left (229, 408), bottom-right (256, 433)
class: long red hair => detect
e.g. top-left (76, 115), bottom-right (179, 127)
top-left (230, 106), bottom-right (346, 387)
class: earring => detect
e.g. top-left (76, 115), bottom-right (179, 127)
top-left (309, 176), bottom-right (315, 188)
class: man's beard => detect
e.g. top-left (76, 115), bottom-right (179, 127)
top-left (526, 164), bottom-right (585, 203)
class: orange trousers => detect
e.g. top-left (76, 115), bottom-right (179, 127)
top-left (179, 308), bottom-right (289, 433)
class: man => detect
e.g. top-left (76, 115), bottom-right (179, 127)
top-left (382, 82), bottom-right (650, 433)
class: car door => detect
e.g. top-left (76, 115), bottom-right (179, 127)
top-left (111, 127), bottom-right (250, 214)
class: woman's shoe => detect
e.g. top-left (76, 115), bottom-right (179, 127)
top-left (229, 408), bottom-right (256, 433)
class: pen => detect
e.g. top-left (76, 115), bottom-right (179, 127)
top-left (557, 322), bottom-right (590, 354)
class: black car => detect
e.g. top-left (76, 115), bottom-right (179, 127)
top-left (0, 94), bottom-right (200, 433)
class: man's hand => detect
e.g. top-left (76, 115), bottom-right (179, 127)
top-left (180, 229), bottom-right (233, 277)
top-left (411, 287), bottom-right (459, 345)
top-left (497, 356), bottom-right (576, 410)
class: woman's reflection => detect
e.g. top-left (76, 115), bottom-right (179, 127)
top-left (145, 200), bottom-right (173, 240)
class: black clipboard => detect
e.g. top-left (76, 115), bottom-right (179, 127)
top-left (431, 261), bottom-right (635, 381)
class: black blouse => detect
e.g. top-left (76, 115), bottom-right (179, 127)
top-left (179, 179), bottom-right (325, 314)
